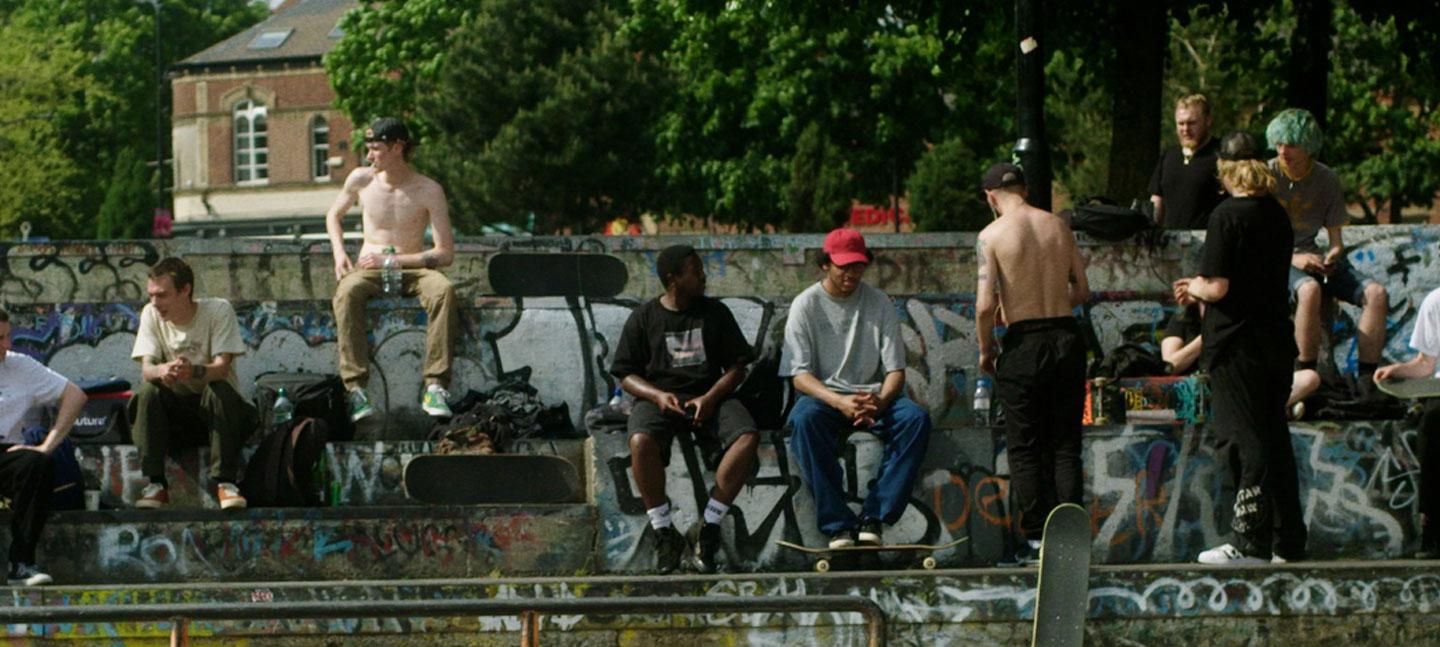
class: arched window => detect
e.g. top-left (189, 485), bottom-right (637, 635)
top-left (311, 115), bottom-right (331, 181)
top-left (233, 100), bottom-right (268, 184)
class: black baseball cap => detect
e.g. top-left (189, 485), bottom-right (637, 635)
top-left (365, 117), bottom-right (411, 144)
top-left (1217, 131), bottom-right (1262, 161)
top-left (981, 162), bottom-right (1027, 191)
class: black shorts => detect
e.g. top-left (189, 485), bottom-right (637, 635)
top-left (628, 398), bottom-right (756, 470)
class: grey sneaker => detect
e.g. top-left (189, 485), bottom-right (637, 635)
top-left (7, 562), bottom-right (51, 586)
top-left (654, 526), bottom-right (687, 574)
top-left (348, 388), bottom-right (375, 422)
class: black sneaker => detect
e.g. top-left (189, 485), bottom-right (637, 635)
top-left (654, 526), bottom-right (687, 574)
top-left (857, 519), bottom-right (884, 546)
top-left (828, 528), bottom-right (858, 549)
top-left (689, 522), bottom-right (722, 574)
top-left (7, 562), bottom-right (52, 586)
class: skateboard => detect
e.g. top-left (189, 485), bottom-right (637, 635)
top-left (403, 454), bottom-right (582, 504)
top-left (775, 537), bottom-right (968, 572)
top-left (1375, 377), bottom-right (1440, 400)
top-left (1031, 503), bottom-right (1091, 647)
top-left (1084, 374), bottom-right (1210, 425)
top-left (487, 252), bottom-right (628, 298)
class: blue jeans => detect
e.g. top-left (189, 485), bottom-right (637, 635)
top-left (786, 394), bottom-right (932, 535)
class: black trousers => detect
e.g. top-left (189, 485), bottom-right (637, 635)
top-left (996, 317), bottom-right (1088, 540)
top-left (1208, 338), bottom-right (1306, 558)
top-left (0, 446), bottom-right (54, 564)
top-left (1417, 401), bottom-right (1440, 542)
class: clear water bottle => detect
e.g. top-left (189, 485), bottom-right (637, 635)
top-left (608, 387), bottom-right (633, 416)
top-left (272, 387), bottom-right (295, 427)
top-left (973, 377), bottom-right (992, 426)
top-left (382, 246), bottom-right (402, 296)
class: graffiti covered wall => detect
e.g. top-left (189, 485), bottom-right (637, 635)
top-left (5, 227), bottom-right (1437, 433)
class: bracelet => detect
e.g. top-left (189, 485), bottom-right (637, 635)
top-left (192, 364), bottom-right (205, 380)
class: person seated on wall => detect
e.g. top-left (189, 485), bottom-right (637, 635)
top-left (1374, 287), bottom-right (1440, 558)
top-left (780, 229), bottom-right (932, 550)
top-left (0, 308), bottom-right (87, 586)
top-left (128, 257), bottom-right (256, 510)
top-left (610, 244), bottom-right (759, 574)
top-left (325, 117), bottom-right (458, 422)
top-left (1266, 108), bottom-right (1388, 398)
top-left (1162, 303), bottom-right (1320, 419)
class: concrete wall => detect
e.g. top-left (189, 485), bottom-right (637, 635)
top-left (4, 226), bottom-right (1437, 433)
top-left (590, 420), bottom-right (1427, 571)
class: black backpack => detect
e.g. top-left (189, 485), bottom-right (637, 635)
top-left (1068, 197), bottom-right (1155, 242)
top-left (734, 341), bottom-right (789, 430)
top-left (253, 372), bottom-right (354, 441)
top-left (240, 417), bottom-right (328, 507)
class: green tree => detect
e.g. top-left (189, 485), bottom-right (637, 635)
top-left (907, 137), bottom-right (989, 232)
top-left (784, 123), bottom-right (852, 232)
top-left (412, 0), bottom-right (670, 234)
top-left (95, 148), bottom-right (154, 239)
top-left (0, 0), bottom-right (267, 239)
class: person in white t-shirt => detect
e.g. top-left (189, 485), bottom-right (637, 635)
top-left (1375, 287), bottom-right (1440, 557)
top-left (0, 308), bottom-right (87, 586)
top-left (128, 257), bottom-right (256, 511)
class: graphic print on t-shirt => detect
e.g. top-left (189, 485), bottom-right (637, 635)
top-left (665, 328), bottom-right (707, 368)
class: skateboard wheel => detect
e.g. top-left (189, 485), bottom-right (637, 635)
top-left (815, 559), bottom-right (831, 573)
top-left (921, 556), bottom-right (937, 570)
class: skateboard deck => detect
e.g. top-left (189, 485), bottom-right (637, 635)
top-left (1375, 377), bottom-right (1440, 400)
top-left (776, 537), bottom-right (968, 572)
top-left (487, 252), bottom-right (628, 298)
top-left (403, 454), bottom-right (582, 504)
top-left (1031, 503), bottom-right (1091, 647)
top-left (1084, 374), bottom-right (1210, 425)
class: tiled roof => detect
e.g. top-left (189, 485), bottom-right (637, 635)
top-left (175, 0), bottom-right (357, 70)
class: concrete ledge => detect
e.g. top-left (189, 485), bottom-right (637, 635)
top-left (75, 438), bottom-right (587, 508)
top-left (2, 504), bottom-right (595, 585)
top-left (3, 562), bottom-right (1437, 644)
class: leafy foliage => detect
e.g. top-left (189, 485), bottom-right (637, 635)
top-left (907, 137), bottom-right (990, 232)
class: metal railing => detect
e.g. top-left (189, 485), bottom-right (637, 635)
top-left (0, 595), bottom-right (887, 647)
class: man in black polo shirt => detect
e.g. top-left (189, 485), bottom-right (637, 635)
top-left (1149, 94), bottom-right (1225, 230)
top-left (610, 245), bottom-right (759, 574)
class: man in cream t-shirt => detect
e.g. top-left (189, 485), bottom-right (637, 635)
top-left (129, 257), bottom-right (255, 510)
top-left (0, 308), bottom-right (87, 585)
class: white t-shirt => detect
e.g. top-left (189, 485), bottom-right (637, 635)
top-left (779, 281), bottom-right (906, 394)
top-left (1408, 287), bottom-right (1440, 378)
top-left (131, 298), bottom-right (248, 395)
top-left (0, 351), bottom-right (70, 444)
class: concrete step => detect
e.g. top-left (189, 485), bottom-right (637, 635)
top-left (2, 561), bottom-right (1436, 644)
top-left (74, 438), bottom-right (587, 508)
top-left (3, 504), bottom-right (594, 585)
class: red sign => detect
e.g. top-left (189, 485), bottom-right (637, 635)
top-left (849, 205), bottom-right (909, 227)
top-left (152, 208), bottom-right (173, 238)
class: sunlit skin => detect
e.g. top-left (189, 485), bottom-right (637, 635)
top-left (822, 260), bottom-right (867, 299)
top-left (0, 320), bottom-right (87, 455)
top-left (146, 275), bottom-right (196, 325)
top-left (1175, 105), bottom-right (1212, 153)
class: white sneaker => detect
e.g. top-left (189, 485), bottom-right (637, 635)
top-left (1271, 554), bottom-right (1288, 564)
top-left (1197, 543), bottom-right (1267, 565)
top-left (134, 482), bottom-right (169, 509)
top-left (7, 562), bottom-right (52, 587)
top-left (422, 384), bottom-right (453, 417)
top-left (217, 482), bottom-right (248, 510)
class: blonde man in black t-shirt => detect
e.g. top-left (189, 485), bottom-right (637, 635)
top-left (610, 245), bottom-right (759, 574)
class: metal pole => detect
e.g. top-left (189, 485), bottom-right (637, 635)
top-left (1014, 0), bottom-right (1051, 211)
top-left (153, 0), bottom-right (164, 214)
top-left (1, 596), bottom-right (886, 647)
top-left (169, 616), bottom-right (188, 647)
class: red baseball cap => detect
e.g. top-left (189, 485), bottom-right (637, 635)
top-left (823, 228), bottom-right (870, 266)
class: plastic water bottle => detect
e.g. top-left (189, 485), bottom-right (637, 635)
top-left (973, 377), bottom-right (992, 426)
top-left (272, 388), bottom-right (295, 427)
top-left (382, 246), bottom-right (401, 296)
top-left (609, 388), bottom-right (633, 416)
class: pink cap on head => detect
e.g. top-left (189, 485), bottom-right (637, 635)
top-left (823, 228), bottom-right (870, 266)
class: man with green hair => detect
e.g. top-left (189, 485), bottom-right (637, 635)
top-left (1266, 108), bottom-right (1388, 395)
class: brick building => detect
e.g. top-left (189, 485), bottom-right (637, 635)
top-left (169, 0), bottom-right (359, 237)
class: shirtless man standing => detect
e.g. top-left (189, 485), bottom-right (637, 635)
top-left (975, 162), bottom-right (1090, 564)
top-left (326, 118), bottom-right (457, 421)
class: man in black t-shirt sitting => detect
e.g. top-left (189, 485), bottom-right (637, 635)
top-left (1160, 304), bottom-right (1320, 418)
top-left (610, 245), bottom-right (759, 574)
top-left (1149, 94), bottom-right (1225, 230)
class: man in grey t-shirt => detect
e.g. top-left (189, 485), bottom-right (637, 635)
top-left (779, 229), bottom-right (932, 549)
top-left (1266, 108), bottom-right (1388, 390)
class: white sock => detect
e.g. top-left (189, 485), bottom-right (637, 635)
top-left (647, 502), bottom-right (672, 530)
top-left (703, 498), bottom-right (730, 525)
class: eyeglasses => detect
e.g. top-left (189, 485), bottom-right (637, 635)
top-left (833, 263), bottom-right (868, 276)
